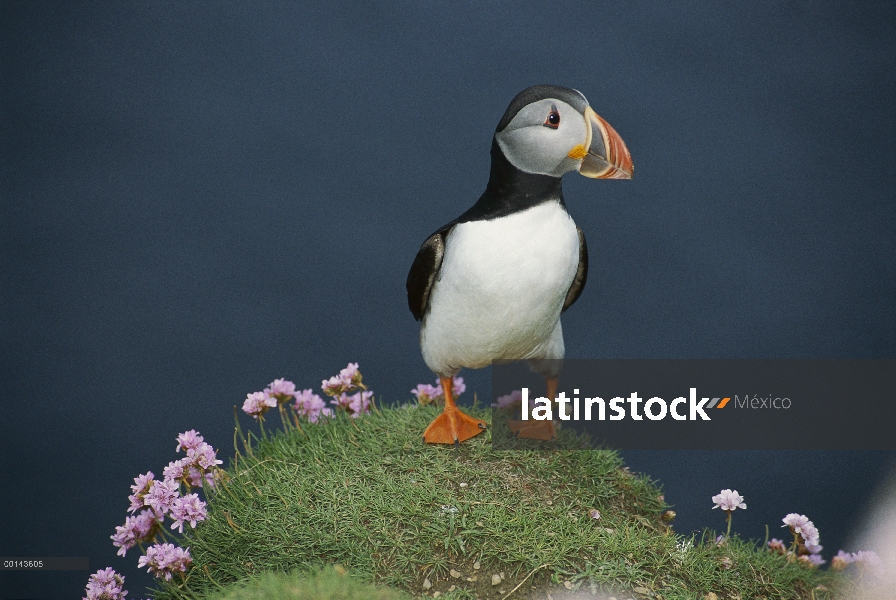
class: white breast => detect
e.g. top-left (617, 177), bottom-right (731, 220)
top-left (421, 200), bottom-right (580, 376)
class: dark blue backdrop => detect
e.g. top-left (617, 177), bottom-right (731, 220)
top-left (2, 2), bottom-right (894, 598)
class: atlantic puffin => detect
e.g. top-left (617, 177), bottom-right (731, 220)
top-left (406, 85), bottom-right (633, 445)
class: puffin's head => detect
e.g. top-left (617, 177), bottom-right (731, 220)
top-left (494, 85), bottom-right (633, 179)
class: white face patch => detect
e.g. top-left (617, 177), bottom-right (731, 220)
top-left (495, 98), bottom-right (588, 177)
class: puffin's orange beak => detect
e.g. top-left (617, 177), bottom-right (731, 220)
top-left (577, 106), bottom-right (634, 180)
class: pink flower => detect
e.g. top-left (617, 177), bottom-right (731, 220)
top-left (330, 390), bottom-right (373, 417)
top-left (782, 513), bottom-right (820, 547)
top-left (345, 390), bottom-right (373, 417)
top-left (322, 374), bottom-right (350, 397)
top-left (83, 567), bottom-right (127, 600)
top-left (799, 553), bottom-right (825, 567)
top-left (331, 392), bottom-right (352, 410)
top-left (175, 430), bottom-right (204, 452)
top-left (801, 523), bottom-right (820, 547)
top-left (782, 512), bottom-right (809, 531)
top-left (265, 378), bottom-right (297, 403)
top-left (411, 376), bottom-right (465, 405)
top-left (493, 389), bottom-right (523, 408)
top-left (186, 466), bottom-right (207, 488)
top-left (128, 472), bottom-right (155, 513)
top-left (832, 550), bottom-right (853, 571)
top-left (135, 509), bottom-right (161, 535)
top-left (767, 538), bottom-right (786, 555)
top-left (169, 494), bottom-right (207, 533)
top-left (138, 543), bottom-right (192, 581)
top-left (851, 550), bottom-right (882, 569)
top-left (111, 510), bottom-right (162, 557)
top-left (242, 390), bottom-right (276, 419)
top-left (187, 442), bottom-right (222, 470)
top-left (111, 518), bottom-right (140, 557)
top-left (711, 489), bottom-right (746, 511)
top-left (163, 458), bottom-right (189, 482)
top-left (339, 362), bottom-right (362, 386)
top-left (293, 389), bottom-right (332, 423)
top-left (805, 541), bottom-right (823, 555)
top-left (323, 363), bottom-right (368, 398)
top-left (589, 509), bottom-right (601, 520)
top-left (144, 478), bottom-right (179, 514)
top-left (411, 383), bottom-right (442, 405)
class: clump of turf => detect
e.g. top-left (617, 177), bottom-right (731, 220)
top-left (151, 403), bottom-right (841, 599)
top-left (203, 565), bottom-right (410, 599)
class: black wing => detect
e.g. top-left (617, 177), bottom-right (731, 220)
top-left (406, 223), bottom-right (455, 321)
top-left (561, 227), bottom-right (588, 312)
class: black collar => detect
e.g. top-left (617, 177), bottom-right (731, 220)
top-left (457, 138), bottom-right (565, 223)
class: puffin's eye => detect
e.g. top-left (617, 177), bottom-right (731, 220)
top-left (543, 106), bottom-right (560, 129)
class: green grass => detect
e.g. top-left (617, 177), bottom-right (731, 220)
top-left (151, 402), bottom-right (843, 600)
top-left (201, 565), bottom-right (411, 599)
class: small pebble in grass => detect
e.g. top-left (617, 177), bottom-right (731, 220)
top-left (448, 585), bottom-right (456, 592)
top-left (433, 592), bottom-right (441, 598)
top-left (563, 580), bottom-right (573, 589)
top-left (473, 561), bottom-right (480, 570)
top-left (459, 482), bottom-right (467, 487)
top-left (450, 569), bottom-right (461, 578)
top-left (491, 574), bottom-right (502, 586)
top-left (422, 578), bottom-right (432, 590)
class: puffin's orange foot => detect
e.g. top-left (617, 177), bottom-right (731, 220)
top-left (506, 419), bottom-right (557, 441)
top-left (423, 407), bottom-right (487, 445)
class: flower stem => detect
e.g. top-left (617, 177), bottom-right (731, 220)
top-left (725, 511), bottom-right (732, 538)
top-left (790, 531), bottom-right (801, 554)
top-left (278, 403), bottom-right (290, 430)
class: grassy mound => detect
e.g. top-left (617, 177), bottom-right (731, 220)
top-left (152, 403), bottom-right (839, 599)
top-left (202, 565), bottom-right (410, 599)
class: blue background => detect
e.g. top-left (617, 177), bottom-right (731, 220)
top-left (2, 2), bottom-right (894, 598)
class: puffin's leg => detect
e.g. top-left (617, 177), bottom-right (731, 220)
top-left (507, 377), bottom-right (558, 441)
top-left (423, 376), bottom-right (487, 445)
